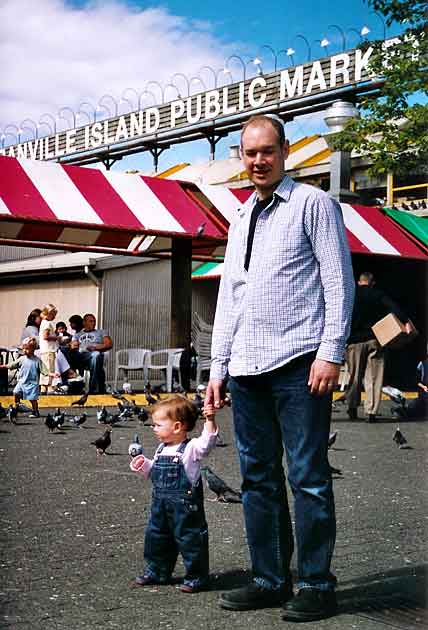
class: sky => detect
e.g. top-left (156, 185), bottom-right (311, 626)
top-left (0, 0), bottom-right (402, 172)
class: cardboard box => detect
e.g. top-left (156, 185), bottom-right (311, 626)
top-left (372, 313), bottom-right (418, 349)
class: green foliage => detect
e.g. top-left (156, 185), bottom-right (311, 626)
top-left (333, 0), bottom-right (428, 176)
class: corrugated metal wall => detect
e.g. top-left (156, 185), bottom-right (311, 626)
top-left (102, 260), bottom-right (219, 384)
top-left (0, 246), bottom-right (64, 262)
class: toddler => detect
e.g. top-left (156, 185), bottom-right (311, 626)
top-left (39, 304), bottom-right (58, 394)
top-left (1, 337), bottom-right (49, 417)
top-left (130, 394), bottom-right (217, 593)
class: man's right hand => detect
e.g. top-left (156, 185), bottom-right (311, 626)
top-left (205, 378), bottom-right (226, 411)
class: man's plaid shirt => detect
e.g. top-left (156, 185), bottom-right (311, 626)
top-left (210, 175), bottom-right (355, 380)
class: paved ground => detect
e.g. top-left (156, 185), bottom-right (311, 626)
top-left (0, 398), bottom-right (427, 630)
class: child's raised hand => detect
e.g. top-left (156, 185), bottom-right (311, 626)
top-left (203, 403), bottom-right (216, 420)
top-left (130, 454), bottom-right (145, 472)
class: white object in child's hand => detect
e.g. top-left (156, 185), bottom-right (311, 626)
top-left (130, 454), bottom-right (145, 471)
top-left (123, 382), bottom-right (132, 394)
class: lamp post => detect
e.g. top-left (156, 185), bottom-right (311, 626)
top-left (171, 73), bottom-right (190, 97)
top-left (20, 118), bottom-right (38, 139)
top-left (256, 44), bottom-right (278, 71)
top-left (323, 100), bottom-right (360, 202)
top-left (198, 65), bottom-right (217, 88)
top-left (3, 124), bottom-right (21, 145)
top-left (189, 76), bottom-right (206, 93)
top-left (295, 34), bottom-right (311, 61)
top-left (39, 113), bottom-right (57, 134)
top-left (347, 28), bottom-right (364, 47)
top-left (328, 24), bottom-right (346, 51)
top-left (224, 54), bottom-right (247, 80)
top-left (138, 90), bottom-right (157, 108)
top-left (163, 83), bottom-right (181, 102)
top-left (98, 94), bottom-right (118, 117)
top-left (58, 106), bottom-right (76, 129)
top-left (78, 101), bottom-right (97, 123)
top-left (121, 87), bottom-right (140, 110)
top-left (145, 81), bottom-right (164, 104)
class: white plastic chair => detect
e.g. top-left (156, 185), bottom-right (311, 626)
top-left (114, 348), bottom-right (151, 389)
top-left (145, 348), bottom-right (184, 392)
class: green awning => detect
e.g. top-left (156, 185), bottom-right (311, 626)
top-left (384, 208), bottom-right (428, 245)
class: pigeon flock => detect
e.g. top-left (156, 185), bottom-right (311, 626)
top-left (2, 382), bottom-right (417, 500)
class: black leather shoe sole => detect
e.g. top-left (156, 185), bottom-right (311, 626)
top-left (282, 606), bottom-right (337, 621)
top-left (219, 594), bottom-right (282, 611)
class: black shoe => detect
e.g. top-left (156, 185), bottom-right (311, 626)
top-left (219, 581), bottom-right (292, 611)
top-left (366, 414), bottom-right (377, 423)
top-left (347, 408), bottom-right (358, 420)
top-left (282, 588), bottom-right (337, 621)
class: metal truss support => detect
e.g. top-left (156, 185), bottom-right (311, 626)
top-left (204, 131), bottom-right (226, 161)
top-left (101, 155), bottom-right (122, 171)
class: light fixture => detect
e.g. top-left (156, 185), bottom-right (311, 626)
top-left (361, 25), bottom-right (370, 36)
top-left (320, 38), bottom-right (330, 47)
top-left (253, 57), bottom-right (262, 66)
top-left (286, 47), bottom-right (295, 56)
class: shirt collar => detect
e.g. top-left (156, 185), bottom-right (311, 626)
top-left (238, 174), bottom-right (294, 216)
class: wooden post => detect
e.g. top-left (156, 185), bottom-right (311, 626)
top-left (170, 238), bottom-right (192, 389)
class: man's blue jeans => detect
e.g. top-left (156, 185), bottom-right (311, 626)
top-left (79, 350), bottom-right (106, 394)
top-left (229, 352), bottom-right (336, 592)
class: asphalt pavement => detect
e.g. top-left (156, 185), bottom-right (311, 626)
top-left (0, 398), bottom-right (427, 630)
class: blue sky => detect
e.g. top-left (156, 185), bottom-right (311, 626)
top-left (1, 0), bottom-right (402, 172)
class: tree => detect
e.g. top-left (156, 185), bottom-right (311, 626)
top-left (333, 0), bottom-right (428, 176)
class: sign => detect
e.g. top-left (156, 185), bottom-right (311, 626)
top-left (1, 47), bottom-right (376, 163)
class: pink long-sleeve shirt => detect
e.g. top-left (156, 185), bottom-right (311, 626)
top-left (130, 425), bottom-right (218, 486)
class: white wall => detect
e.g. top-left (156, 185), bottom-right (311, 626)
top-left (0, 278), bottom-right (98, 347)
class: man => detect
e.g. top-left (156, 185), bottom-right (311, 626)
top-left (346, 272), bottom-right (412, 422)
top-left (205, 114), bottom-right (354, 622)
top-left (71, 313), bottom-right (112, 394)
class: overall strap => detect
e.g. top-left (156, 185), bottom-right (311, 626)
top-left (176, 438), bottom-right (190, 454)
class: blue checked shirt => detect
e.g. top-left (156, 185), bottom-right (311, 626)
top-left (210, 175), bottom-right (355, 380)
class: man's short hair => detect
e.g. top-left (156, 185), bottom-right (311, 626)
top-left (241, 114), bottom-right (286, 147)
top-left (69, 314), bottom-right (83, 327)
top-left (359, 272), bottom-right (374, 285)
top-left (83, 313), bottom-right (96, 321)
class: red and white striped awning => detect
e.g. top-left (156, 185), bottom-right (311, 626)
top-left (0, 156), bottom-right (227, 257)
top-left (0, 156), bottom-right (426, 260)
top-left (199, 186), bottom-right (427, 260)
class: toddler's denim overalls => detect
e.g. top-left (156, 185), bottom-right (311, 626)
top-left (144, 440), bottom-right (209, 587)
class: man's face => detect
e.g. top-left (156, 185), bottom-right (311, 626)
top-left (240, 122), bottom-right (289, 195)
top-left (83, 315), bottom-right (96, 331)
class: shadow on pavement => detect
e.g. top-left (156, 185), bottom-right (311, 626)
top-left (338, 563), bottom-right (427, 613)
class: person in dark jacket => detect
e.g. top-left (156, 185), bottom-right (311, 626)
top-left (346, 272), bottom-right (412, 422)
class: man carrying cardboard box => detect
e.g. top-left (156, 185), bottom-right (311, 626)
top-left (345, 272), bottom-right (413, 423)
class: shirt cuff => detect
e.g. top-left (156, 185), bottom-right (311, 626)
top-left (316, 341), bottom-right (345, 365)
top-left (209, 358), bottom-right (229, 381)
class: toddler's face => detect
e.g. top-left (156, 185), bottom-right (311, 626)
top-left (57, 326), bottom-right (67, 335)
top-left (22, 343), bottom-right (35, 356)
top-left (151, 411), bottom-right (180, 443)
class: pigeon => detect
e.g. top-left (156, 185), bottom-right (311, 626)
top-left (410, 201), bottom-right (418, 210)
top-left (393, 427), bottom-right (411, 449)
top-left (91, 428), bottom-right (112, 455)
top-left (137, 407), bottom-right (150, 425)
top-left (112, 391), bottom-right (128, 402)
top-left (145, 391), bottom-right (158, 406)
top-left (107, 413), bottom-right (125, 426)
top-left (328, 431), bottom-right (337, 449)
top-left (97, 406), bottom-right (108, 423)
top-left (45, 413), bottom-right (57, 432)
top-left (53, 408), bottom-right (65, 428)
top-left (117, 401), bottom-right (133, 418)
top-left (196, 222), bottom-right (206, 237)
top-left (128, 433), bottom-right (143, 457)
top-left (401, 202), bottom-right (411, 211)
top-left (71, 392), bottom-right (88, 406)
top-left (420, 200), bottom-right (427, 210)
top-left (0, 402), bottom-right (6, 419)
top-left (201, 466), bottom-right (242, 503)
top-left (69, 413), bottom-right (87, 427)
top-left (7, 404), bottom-right (18, 424)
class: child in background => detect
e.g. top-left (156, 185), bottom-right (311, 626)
top-left (130, 394), bottom-right (218, 593)
top-left (0, 337), bottom-right (49, 417)
top-left (55, 321), bottom-right (72, 346)
top-left (39, 304), bottom-right (58, 394)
